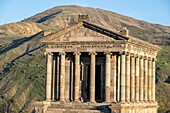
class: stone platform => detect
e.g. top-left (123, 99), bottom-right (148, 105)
top-left (34, 101), bottom-right (158, 113)
top-left (34, 101), bottom-right (111, 113)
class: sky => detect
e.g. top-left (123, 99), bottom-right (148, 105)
top-left (0, 0), bottom-right (170, 26)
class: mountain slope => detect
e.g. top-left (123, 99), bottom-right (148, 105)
top-left (23, 5), bottom-right (170, 45)
top-left (0, 5), bottom-right (170, 113)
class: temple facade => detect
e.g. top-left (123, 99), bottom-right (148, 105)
top-left (35, 17), bottom-right (160, 113)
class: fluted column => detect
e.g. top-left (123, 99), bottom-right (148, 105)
top-left (52, 56), bottom-right (56, 101)
top-left (112, 54), bottom-right (117, 102)
top-left (135, 55), bottom-right (139, 102)
top-left (117, 55), bottom-right (120, 102)
top-left (70, 61), bottom-right (74, 101)
top-left (139, 56), bottom-right (144, 102)
top-left (74, 52), bottom-right (81, 101)
top-left (130, 54), bottom-right (135, 102)
top-left (59, 52), bottom-right (66, 101)
top-left (148, 57), bottom-right (152, 102)
top-left (120, 52), bottom-right (126, 103)
top-left (152, 58), bottom-right (156, 102)
top-left (89, 52), bottom-right (97, 102)
top-left (104, 52), bottom-right (112, 102)
top-left (65, 57), bottom-right (70, 102)
top-left (144, 56), bottom-right (148, 102)
top-left (56, 56), bottom-right (60, 101)
top-left (46, 52), bottom-right (53, 101)
top-left (125, 53), bottom-right (130, 102)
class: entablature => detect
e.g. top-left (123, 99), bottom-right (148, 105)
top-left (47, 40), bottom-right (126, 48)
top-left (125, 41), bottom-right (160, 58)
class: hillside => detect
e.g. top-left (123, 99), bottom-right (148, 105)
top-left (0, 5), bottom-right (170, 113)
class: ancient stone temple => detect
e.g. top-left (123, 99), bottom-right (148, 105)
top-left (35, 16), bottom-right (160, 113)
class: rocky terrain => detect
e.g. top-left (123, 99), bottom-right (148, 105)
top-left (0, 5), bottom-right (170, 113)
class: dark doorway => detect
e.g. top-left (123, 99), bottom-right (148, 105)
top-left (95, 65), bottom-right (101, 102)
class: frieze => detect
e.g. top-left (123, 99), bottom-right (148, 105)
top-left (48, 43), bottom-right (125, 49)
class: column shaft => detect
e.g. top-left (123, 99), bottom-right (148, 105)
top-left (65, 57), bottom-right (70, 102)
top-left (125, 54), bottom-right (130, 102)
top-left (120, 53), bottom-right (125, 103)
top-left (144, 57), bottom-right (148, 102)
top-left (117, 55), bottom-right (120, 102)
top-left (70, 61), bottom-right (74, 101)
top-left (74, 52), bottom-right (81, 101)
top-left (152, 59), bottom-right (156, 102)
top-left (112, 54), bottom-right (117, 102)
top-left (148, 58), bottom-right (152, 102)
top-left (52, 56), bottom-right (56, 101)
top-left (105, 52), bottom-right (111, 102)
top-left (46, 52), bottom-right (53, 101)
top-left (89, 52), bottom-right (96, 102)
top-left (130, 55), bottom-right (135, 102)
top-left (135, 55), bottom-right (139, 102)
top-left (139, 56), bottom-right (144, 102)
top-left (59, 52), bottom-right (66, 101)
top-left (56, 56), bottom-right (60, 101)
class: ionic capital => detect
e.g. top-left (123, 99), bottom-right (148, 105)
top-left (152, 58), bottom-right (157, 62)
top-left (139, 55), bottom-right (144, 59)
top-left (59, 52), bottom-right (66, 56)
top-left (73, 52), bottom-right (81, 56)
top-left (134, 54), bottom-right (139, 58)
top-left (144, 56), bottom-right (148, 60)
top-left (125, 52), bottom-right (130, 56)
top-left (44, 52), bottom-right (53, 56)
top-left (104, 51), bottom-right (112, 55)
top-left (88, 52), bottom-right (97, 55)
top-left (148, 57), bottom-right (152, 61)
top-left (130, 53), bottom-right (135, 57)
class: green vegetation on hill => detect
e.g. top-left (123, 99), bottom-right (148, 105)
top-left (0, 5), bottom-right (170, 113)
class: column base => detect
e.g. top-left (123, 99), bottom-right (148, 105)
top-left (105, 100), bottom-right (111, 103)
top-left (59, 99), bottom-right (66, 103)
top-left (120, 100), bottom-right (126, 104)
top-left (74, 99), bottom-right (81, 103)
top-left (45, 99), bottom-right (51, 102)
top-left (90, 100), bottom-right (96, 103)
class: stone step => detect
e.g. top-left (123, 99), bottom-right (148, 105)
top-left (46, 108), bottom-right (101, 113)
top-left (49, 103), bottom-right (94, 109)
top-left (47, 103), bottom-right (111, 113)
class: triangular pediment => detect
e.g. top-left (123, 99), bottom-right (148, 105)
top-left (41, 21), bottom-right (129, 43)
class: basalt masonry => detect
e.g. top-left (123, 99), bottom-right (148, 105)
top-left (35, 16), bottom-right (160, 113)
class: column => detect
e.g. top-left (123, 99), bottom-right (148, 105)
top-left (120, 52), bottom-right (125, 103)
top-left (59, 52), bottom-right (66, 101)
top-left (117, 55), bottom-right (120, 102)
top-left (52, 56), bottom-right (56, 101)
top-left (135, 55), bottom-right (139, 102)
top-left (152, 58), bottom-right (156, 102)
top-left (112, 54), bottom-right (117, 102)
top-left (144, 56), bottom-right (148, 102)
top-left (139, 56), bottom-right (144, 102)
top-left (65, 56), bottom-right (70, 102)
top-left (70, 61), bottom-right (74, 101)
top-left (130, 54), bottom-right (135, 102)
top-left (46, 52), bottom-right (53, 101)
top-left (74, 52), bottom-right (81, 101)
top-left (89, 52), bottom-right (97, 102)
top-left (148, 57), bottom-right (152, 102)
top-left (56, 56), bottom-right (60, 101)
top-left (125, 53), bottom-right (130, 102)
top-left (105, 52), bottom-right (112, 102)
